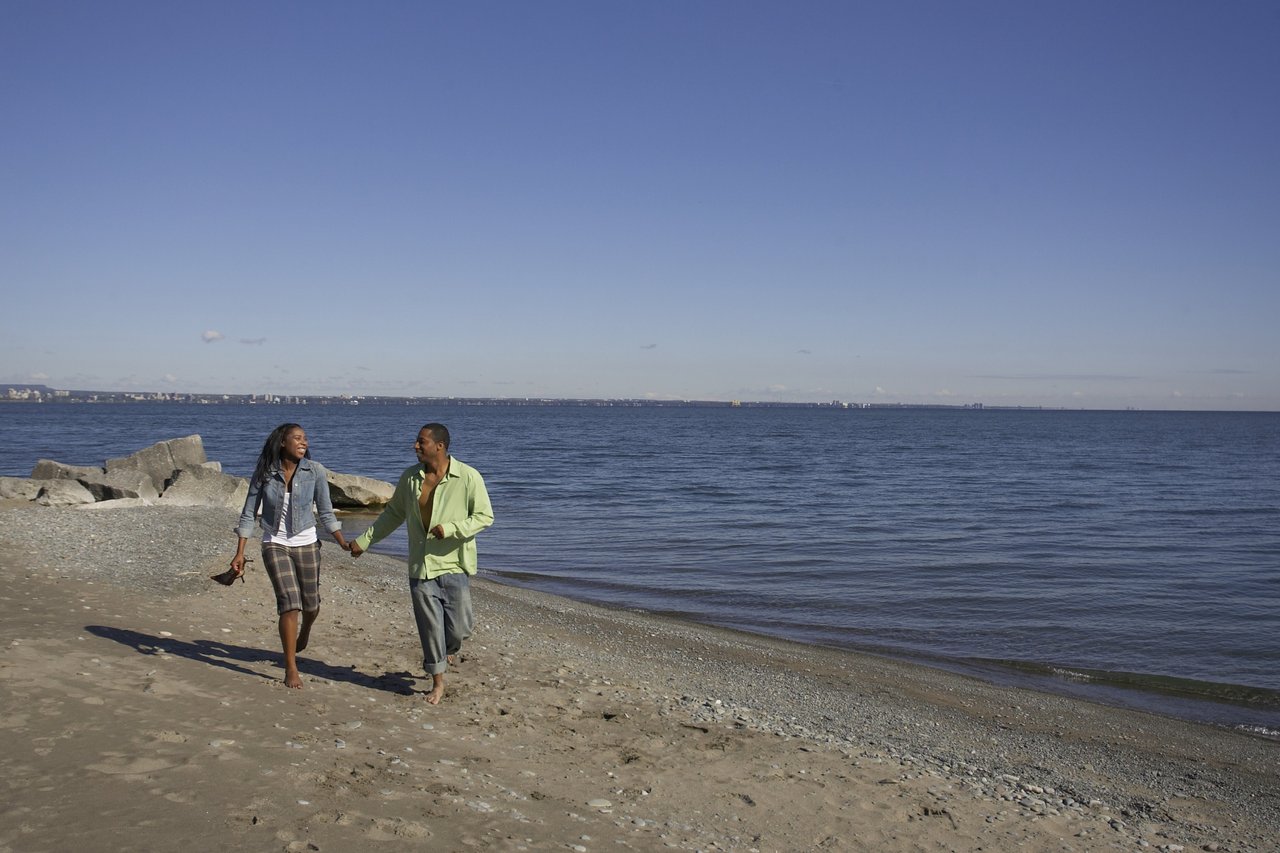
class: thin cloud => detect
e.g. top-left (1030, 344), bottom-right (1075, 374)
top-left (31, 372), bottom-right (49, 380)
top-left (201, 330), bottom-right (225, 343)
top-left (640, 343), bottom-right (658, 350)
top-left (970, 373), bottom-right (1141, 382)
top-left (1210, 368), bottom-right (1250, 375)
top-left (239, 337), bottom-right (266, 346)
top-left (797, 349), bottom-right (812, 355)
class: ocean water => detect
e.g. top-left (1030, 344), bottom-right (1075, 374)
top-left (2, 402), bottom-right (1278, 734)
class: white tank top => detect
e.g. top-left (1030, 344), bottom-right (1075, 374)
top-left (262, 489), bottom-right (318, 546)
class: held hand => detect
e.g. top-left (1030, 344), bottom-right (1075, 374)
top-left (430, 524), bottom-right (446, 540)
top-left (349, 541), bottom-right (364, 558)
top-left (230, 554), bottom-right (246, 576)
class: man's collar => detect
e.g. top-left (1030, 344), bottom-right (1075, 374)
top-left (420, 456), bottom-right (455, 478)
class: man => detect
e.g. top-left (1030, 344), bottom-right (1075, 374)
top-left (350, 423), bottom-right (494, 704)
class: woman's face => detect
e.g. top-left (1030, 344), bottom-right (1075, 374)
top-left (281, 427), bottom-right (308, 462)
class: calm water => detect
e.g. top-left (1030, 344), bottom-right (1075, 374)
top-left (3, 402), bottom-right (1278, 733)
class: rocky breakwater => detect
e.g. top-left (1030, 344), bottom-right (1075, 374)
top-left (0, 435), bottom-right (393, 511)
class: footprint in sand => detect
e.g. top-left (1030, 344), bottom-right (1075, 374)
top-left (364, 816), bottom-right (432, 840)
top-left (0, 713), bottom-right (30, 730)
top-left (86, 756), bottom-right (182, 777)
top-left (146, 729), bottom-right (189, 744)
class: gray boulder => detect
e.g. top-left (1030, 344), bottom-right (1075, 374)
top-left (77, 468), bottom-right (161, 502)
top-left (106, 435), bottom-right (208, 493)
top-left (326, 470), bottom-right (394, 508)
top-left (159, 466), bottom-right (248, 509)
top-left (35, 480), bottom-right (97, 507)
top-left (1, 476), bottom-right (50, 501)
top-left (166, 434), bottom-right (207, 470)
top-left (31, 459), bottom-right (105, 480)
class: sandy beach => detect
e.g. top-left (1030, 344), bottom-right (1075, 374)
top-left (1, 502), bottom-right (1276, 852)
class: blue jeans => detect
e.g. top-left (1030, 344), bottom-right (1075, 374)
top-left (409, 573), bottom-right (473, 676)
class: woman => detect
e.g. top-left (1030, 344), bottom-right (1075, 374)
top-left (221, 423), bottom-right (350, 689)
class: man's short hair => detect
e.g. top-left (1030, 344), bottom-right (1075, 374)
top-left (420, 422), bottom-right (450, 450)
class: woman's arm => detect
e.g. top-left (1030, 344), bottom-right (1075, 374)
top-left (312, 464), bottom-right (350, 550)
top-left (234, 476), bottom-right (264, 539)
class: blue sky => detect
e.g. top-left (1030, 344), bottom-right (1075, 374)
top-left (2, 1), bottom-right (1277, 409)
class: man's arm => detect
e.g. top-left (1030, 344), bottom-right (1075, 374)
top-left (353, 471), bottom-right (410, 552)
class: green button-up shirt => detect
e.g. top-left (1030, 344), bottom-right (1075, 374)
top-left (354, 457), bottom-right (494, 579)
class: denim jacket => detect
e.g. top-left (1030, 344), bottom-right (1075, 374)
top-left (235, 458), bottom-right (342, 539)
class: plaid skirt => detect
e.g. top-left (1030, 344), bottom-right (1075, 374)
top-left (261, 541), bottom-right (321, 614)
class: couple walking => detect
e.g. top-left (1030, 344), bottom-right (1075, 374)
top-left (221, 421), bottom-right (493, 704)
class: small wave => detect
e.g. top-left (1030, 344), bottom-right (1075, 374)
top-left (978, 658), bottom-right (1280, 710)
top-left (1048, 667), bottom-right (1095, 683)
top-left (1233, 724), bottom-right (1280, 739)
top-left (1045, 500), bottom-right (1105, 510)
top-left (1130, 506), bottom-right (1279, 517)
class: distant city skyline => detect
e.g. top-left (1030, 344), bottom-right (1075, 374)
top-left (1, 382), bottom-right (997, 409)
top-left (3, 2), bottom-right (1278, 411)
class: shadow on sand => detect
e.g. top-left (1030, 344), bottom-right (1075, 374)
top-left (85, 625), bottom-right (419, 695)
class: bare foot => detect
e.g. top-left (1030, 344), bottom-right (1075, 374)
top-left (424, 673), bottom-right (445, 705)
top-left (447, 654), bottom-right (456, 665)
top-left (284, 669), bottom-right (303, 689)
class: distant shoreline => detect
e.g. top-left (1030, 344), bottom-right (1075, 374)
top-left (0, 384), bottom-right (1159, 411)
top-left (9, 384), bottom-right (1280, 411)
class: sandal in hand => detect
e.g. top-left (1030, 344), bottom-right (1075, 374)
top-left (210, 568), bottom-right (244, 586)
top-left (211, 556), bottom-right (252, 586)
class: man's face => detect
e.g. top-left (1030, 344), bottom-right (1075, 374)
top-left (414, 429), bottom-right (444, 464)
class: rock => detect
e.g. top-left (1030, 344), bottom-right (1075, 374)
top-left (159, 466), bottom-right (248, 509)
top-left (326, 470), bottom-right (394, 508)
top-left (105, 442), bottom-right (176, 492)
top-left (1, 476), bottom-right (50, 501)
top-left (75, 468), bottom-right (161, 502)
top-left (35, 480), bottom-right (97, 507)
top-left (31, 460), bottom-right (105, 480)
top-left (165, 435), bottom-right (207, 470)
top-left (106, 435), bottom-right (208, 493)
